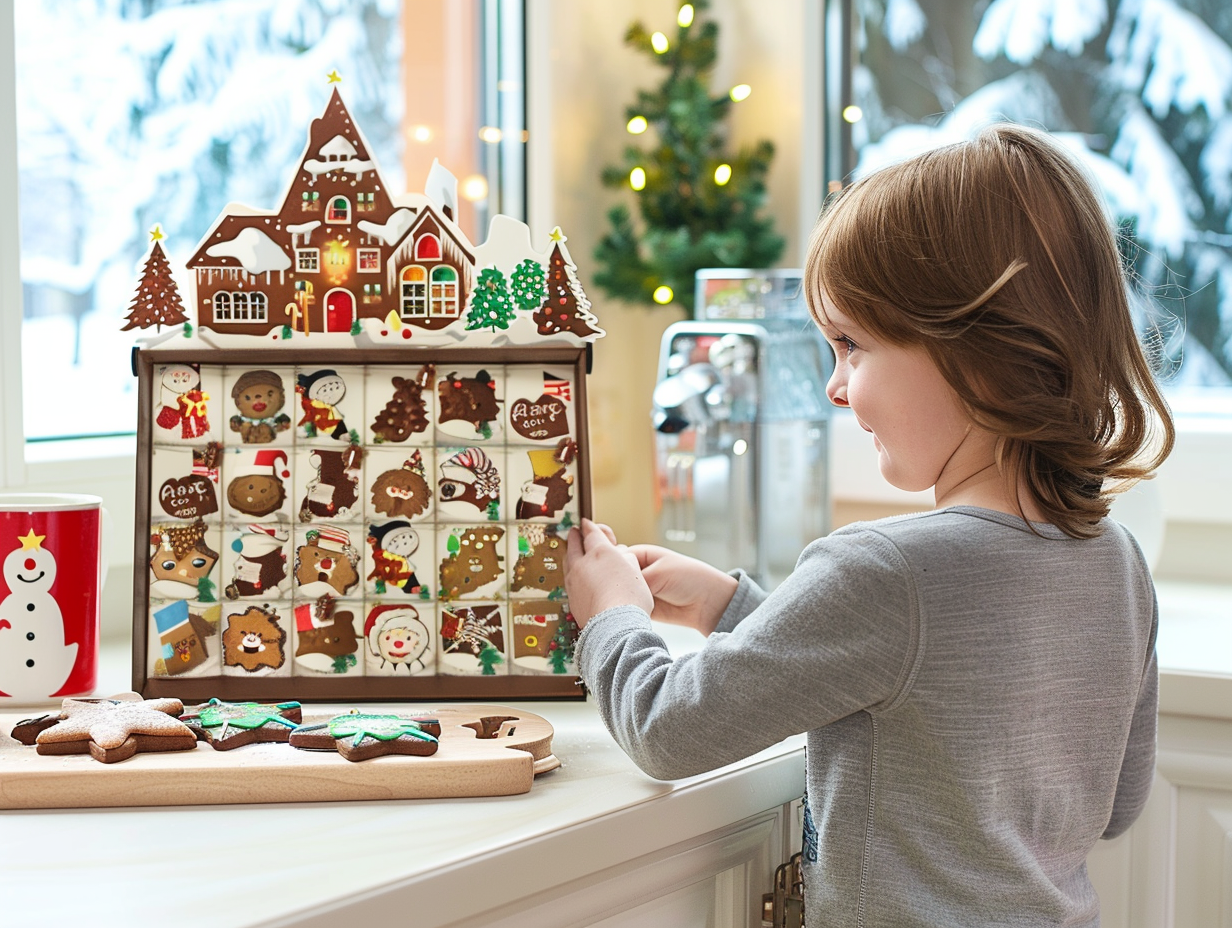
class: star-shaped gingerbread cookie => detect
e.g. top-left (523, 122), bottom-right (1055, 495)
top-left (180, 698), bottom-right (303, 750)
top-left (289, 711), bottom-right (440, 762)
top-left (34, 694), bottom-right (198, 763)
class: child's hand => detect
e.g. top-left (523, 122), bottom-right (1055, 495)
top-left (629, 545), bottom-right (739, 636)
top-left (565, 519), bottom-right (655, 628)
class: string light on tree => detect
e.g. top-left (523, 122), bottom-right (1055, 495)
top-left (594, 0), bottom-right (784, 313)
top-left (653, 286), bottom-right (674, 305)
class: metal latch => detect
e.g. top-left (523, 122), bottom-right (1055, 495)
top-left (761, 852), bottom-right (804, 927)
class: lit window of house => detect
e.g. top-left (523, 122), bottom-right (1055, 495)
top-left (213, 291), bottom-right (232, 321)
top-left (358, 248), bottom-right (380, 272)
top-left (326, 196), bottom-right (351, 223)
top-left (357, 192), bottom-right (375, 212)
top-left (301, 190), bottom-right (320, 212)
top-left (401, 265), bottom-right (427, 317)
top-left (415, 233), bottom-right (441, 260)
top-left (430, 266), bottom-right (459, 316)
top-left (297, 248), bottom-right (320, 272)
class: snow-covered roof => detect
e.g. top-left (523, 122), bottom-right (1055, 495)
top-left (358, 208), bottom-right (417, 246)
top-left (205, 227), bottom-right (292, 275)
top-left (319, 134), bottom-right (358, 159)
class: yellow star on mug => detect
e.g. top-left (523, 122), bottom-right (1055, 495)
top-left (19, 529), bottom-right (46, 550)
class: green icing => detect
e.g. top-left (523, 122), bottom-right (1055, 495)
top-left (327, 713), bottom-right (438, 748)
top-left (197, 701), bottom-right (300, 732)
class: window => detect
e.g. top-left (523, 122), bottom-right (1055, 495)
top-left (401, 265), bottom-right (428, 317)
top-left (826, 0), bottom-right (1232, 398)
top-left (357, 192), bottom-right (376, 212)
top-left (416, 234), bottom-right (442, 261)
top-left (358, 248), bottom-right (381, 272)
top-left (297, 249), bottom-right (320, 272)
top-left (431, 266), bottom-right (460, 316)
top-left (301, 191), bottom-right (321, 212)
top-left (212, 291), bottom-right (267, 324)
top-left (325, 196), bottom-right (352, 224)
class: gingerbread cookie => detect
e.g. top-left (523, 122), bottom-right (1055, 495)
top-left (9, 713), bottom-right (60, 745)
top-left (33, 694), bottom-right (198, 763)
top-left (180, 698), bottom-right (303, 750)
top-left (288, 711), bottom-right (440, 761)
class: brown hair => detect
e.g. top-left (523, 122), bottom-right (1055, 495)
top-left (805, 123), bottom-right (1174, 538)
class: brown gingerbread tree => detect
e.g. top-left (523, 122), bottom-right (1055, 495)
top-left (370, 365), bottom-right (434, 443)
top-left (533, 234), bottom-right (602, 339)
top-left (122, 236), bottom-right (189, 332)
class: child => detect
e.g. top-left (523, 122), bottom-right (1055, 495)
top-left (565, 124), bottom-right (1174, 927)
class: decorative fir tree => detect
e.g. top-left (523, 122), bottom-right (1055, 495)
top-left (478, 644), bottom-right (504, 676)
top-left (510, 258), bottom-right (546, 313)
top-left (466, 267), bottom-right (517, 332)
top-left (533, 235), bottom-right (602, 338)
top-left (120, 231), bottom-right (190, 331)
top-left (594, 0), bottom-right (783, 314)
top-left (548, 618), bottom-right (577, 674)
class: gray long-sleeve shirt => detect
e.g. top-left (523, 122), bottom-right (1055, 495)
top-left (576, 507), bottom-right (1157, 927)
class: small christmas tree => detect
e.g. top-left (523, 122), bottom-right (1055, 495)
top-left (466, 267), bottom-right (517, 332)
top-left (594, 0), bottom-right (783, 313)
top-left (370, 369), bottom-right (431, 443)
top-left (478, 644), bottom-right (504, 675)
top-left (533, 236), bottom-right (602, 338)
top-left (548, 618), bottom-right (577, 674)
top-left (121, 230), bottom-right (190, 331)
top-left (510, 258), bottom-right (547, 312)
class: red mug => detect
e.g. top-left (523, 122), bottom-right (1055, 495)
top-left (0, 494), bottom-right (106, 704)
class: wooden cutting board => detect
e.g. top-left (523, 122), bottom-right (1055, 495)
top-left (0, 703), bottom-right (559, 809)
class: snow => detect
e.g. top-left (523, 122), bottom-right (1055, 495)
top-left (883, 0), bottom-right (926, 51)
top-left (357, 208), bottom-right (417, 246)
top-left (286, 220), bottom-right (322, 236)
top-left (319, 134), bottom-right (358, 159)
top-left (302, 156), bottom-right (377, 178)
top-left (1111, 105), bottom-right (1201, 257)
top-left (205, 227), bottom-right (293, 275)
top-left (1201, 116), bottom-right (1232, 211)
top-left (974, 0), bottom-right (1106, 64)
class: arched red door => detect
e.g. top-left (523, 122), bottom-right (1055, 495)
top-left (325, 289), bottom-right (355, 332)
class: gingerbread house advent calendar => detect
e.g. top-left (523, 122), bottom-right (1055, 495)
top-left (127, 85), bottom-right (602, 702)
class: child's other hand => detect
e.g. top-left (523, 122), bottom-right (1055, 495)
top-left (629, 545), bottom-right (739, 637)
top-left (565, 519), bottom-right (655, 628)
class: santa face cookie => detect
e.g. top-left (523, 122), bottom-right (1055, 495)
top-left (365, 521), bottom-right (431, 598)
top-left (505, 367), bottom-right (574, 443)
top-left (364, 603), bottom-right (435, 676)
top-left (439, 602), bottom-right (507, 676)
top-left (366, 364), bottom-right (435, 445)
top-left (295, 366), bottom-right (362, 444)
top-left (223, 448), bottom-right (293, 521)
top-left (435, 366), bottom-right (504, 442)
top-left (292, 597), bottom-right (363, 676)
top-left (150, 444), bottom-right (223, 522)
top-left (152, 363), bottom-right (222, 445)
top-left (221, 602), bottom-right (289, 677)
top-left (366, 448), bottom-right (434, 523)
top-left (296, 444), bottom-right (363, 523)
top-left (224, 367), bottom-right (294, 446)
top-left (435, 446), bottom-right (504, 523)
top-left (148, 519), bottom-right (222, 602)
top-left (149, 599), bottom-right (221, 678)
top-left (222, 523), bottom-right (291, 600)
top-left (293, 526), bottom-right (362, 599)
top-left (438, 525), bottom-right (505, 601)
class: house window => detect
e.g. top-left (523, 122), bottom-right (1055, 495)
top-left (430, 266), bottom-right (459, 317)
top-left (357, 192), bottom-right (375, 212)
top-left (362, 283), bottom-right (382, 304)
top-left (297, 249), bottom-right (320, 272)
top-left (325, 196), bottom-right (351, 224)
top-left (415, 234), bottom-right (441, 260)
top-left (357, 248), bottom-right (380, 272)
top-left (211, 290), bottom-right (266, 323)
top-left (301, 190), bottom-right (320, 212)
top-left (400, 265), bottom-right (427, 317)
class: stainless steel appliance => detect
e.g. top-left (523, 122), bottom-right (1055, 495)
top-left (652, 270), bottom-right (833, 588)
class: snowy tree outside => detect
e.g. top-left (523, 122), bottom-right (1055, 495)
top-left (844, 0), bottom-right (1232, 406)
top-left (15, 0), bottom-right (404, 440)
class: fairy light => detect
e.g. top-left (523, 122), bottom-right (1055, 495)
top-left (677, 4), bottom-right (695, 27)
top-left (842, 105), bottom-right (864, 123)
top-left (730, 84), bottom-right (752, 102)
top-left (627, 115), bottom-right (648, 134)
top-left (653, 286), bottom-right (674, 304)
top-left (409, 125), bottom-right (432, 143)
top-left (651, 31), bottom-right (669, 54)
top-left (478, 126), bottom-right (503, 143)
top-left (630, 167), bottom-right (647, 191)
top-left (714, 163), bottom-right (732, 185)
top-left (461, 174), bottom-right (489, 201)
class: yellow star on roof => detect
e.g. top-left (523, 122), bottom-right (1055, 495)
top-left (327, 69), bottom-right (342, 84)
top-left (149, 225), bottom-right (164, 242)
top-left (19, 529), bottom-right (45, 550)
top-left (549, 227), bottom-right (566, 243)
